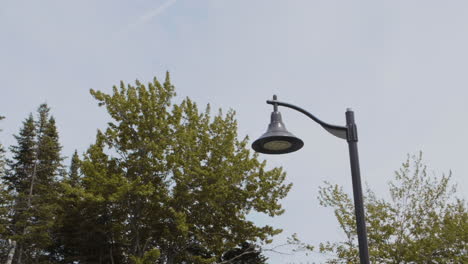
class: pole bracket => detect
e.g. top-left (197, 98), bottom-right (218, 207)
top-left (347, 124), bottom-right (358, 142)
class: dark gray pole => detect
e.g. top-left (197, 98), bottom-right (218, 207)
top-left (345, 109), bottom-right (370, 264)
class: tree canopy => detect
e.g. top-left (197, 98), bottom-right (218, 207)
top-left (318, 153), bottom-right (467, 263)
top-left (75, 73), bottom-right (290, 263)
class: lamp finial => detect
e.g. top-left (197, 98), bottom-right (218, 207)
top-left (272, 95), bottom-right (278, 111)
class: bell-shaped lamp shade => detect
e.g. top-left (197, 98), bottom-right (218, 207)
top-left (252, 111), bottom-right (304, 154)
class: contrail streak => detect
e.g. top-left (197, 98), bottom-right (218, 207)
top-left (119, 0), bottom-right (177, 34)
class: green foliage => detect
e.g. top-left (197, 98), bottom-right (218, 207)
top-left (220, 242), bottom-right (268, 264)
top-left (48, 150), bottom-right (84, 262)
top-left (68, 150), bottom-right (81, 187)
top-left (4, 115), bottom-right (37, 193)
top-left (3, 104), bottom-right (63, 263)
top-left (0, 115), bottom-right (13, 261)
top-left (0, 75), bottom-right (288, 263)
top-left (60, 73), bottom-right (290, 263)
top-left (130, 248), bottom-right (161, 264)
top-left (318, 153), bottom-right (467, 263)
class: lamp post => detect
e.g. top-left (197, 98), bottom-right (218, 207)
top-left (252, 95), bottom-right (370, 264)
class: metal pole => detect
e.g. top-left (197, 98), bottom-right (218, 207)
top-left (345, 109), bottom-right (370, 264)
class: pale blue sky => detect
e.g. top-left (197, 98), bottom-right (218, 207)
top-left (1, 0), bottom-right (468, 263)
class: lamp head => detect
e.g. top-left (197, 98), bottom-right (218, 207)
top-left (252, 103), bottom-right (304, 154)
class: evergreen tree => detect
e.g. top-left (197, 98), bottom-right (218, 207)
top-left (68, 150), bottom-right (81, 187)
top-left (49, 150), bottom-right (84, 263)
top-left (70, 74), bottom-right (290, 263)
top-left (0, 115), bottom-right (14, 263)
top-left (3, 114), bottom-right (36, 264)
top-left (4, 115), bottom-right (37, 194)
top-left (5, 104), bottom-right (63, 263)
top-left (318, 153), bottom-right (467, 263)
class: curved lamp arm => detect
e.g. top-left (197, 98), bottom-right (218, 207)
top-left (266, 98), bottom-right (348, 140)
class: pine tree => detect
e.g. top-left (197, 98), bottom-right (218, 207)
top-left (49, 150), bottom-right (84, 263)
top-left (72, 74), bottom-right (291, 263)
top-left (5, 104), bottom-right (63, 263)
top-left (68, 150), bottom-right (81, 187)
top-left (4, 115), bottom-right (37, 194)
top-left (3, 114), bottom-right (36, 264)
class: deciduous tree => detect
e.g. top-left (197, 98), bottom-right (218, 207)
top-left (318, 153), bottom-right (467, 263)
top-left (71, 73), bottom-right (290, 263)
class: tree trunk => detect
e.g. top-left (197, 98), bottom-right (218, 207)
top-left (166, 253), bottom-right (175, 264)
top-left (16, 244), bottom-right (23, 264)
top-left (5, 240), bottom-right (16, 264)
top-left (110, 246), bottom-right (115, 264)
top-left (132, 199), bottom-right (142, 256)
